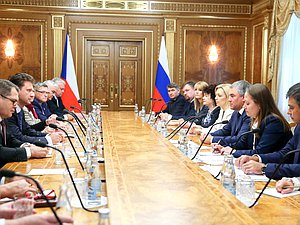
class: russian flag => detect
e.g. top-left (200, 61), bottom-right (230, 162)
top-left (152, 36), bottom-right (171, 112)
top-left (60, 34), bottom-right (81, 111)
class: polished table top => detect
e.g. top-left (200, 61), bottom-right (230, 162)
top-left (102, 111), bottom-right (300, 225)
top-left (3, 111), bottom-right (300, 225)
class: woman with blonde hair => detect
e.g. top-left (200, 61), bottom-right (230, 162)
top-left (194, 81), bottom-right (209, 116)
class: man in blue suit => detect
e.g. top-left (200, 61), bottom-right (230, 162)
top-left (200, 80), bottom-right (251, 149)
top-left (32, 82), bottom-right (56, 122)
top-left (236, 83), bottom-right (300, 179)
top-left (6, 73), bottom-right (62, 145)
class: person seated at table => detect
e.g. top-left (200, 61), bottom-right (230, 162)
top-left (194, 81), bottom-right (209, 117)
top-left (195, 84), bottom-right (220, 128)
top-left (0, 200), bottom-right (73, 225)
top-left (159, 82), bottom-right (186, 121)
top-left (220, 83), bottom-right (292, 157)
top-left (167, 81), bottom-right (196, 126)
top-left (32, 82), bottom-right (57, 122)
top-left (200, 80), bottom-right (251, 149)
top-left (275, 177), bottom-right (300, 194)
top-left (0, 79), bottom-right (49, 168)
top-left (235, 83), bottom-right (300, 180)
top-left (6, 73), bottom-right (62, 145)
top-left (192, 83), bottom-right (233, 134)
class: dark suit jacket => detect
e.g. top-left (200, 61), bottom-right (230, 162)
top-left (162, 94), bottom-right (186, 117)
top-left (6, 110), bottom-right (48, 144)
top-left (32, 99), bottom-right (52, 121)
top-left (0, 120), bottom-right (27, 168)
top-left (211, 110), bottom-right (251, 149)
top-left (196, 106), bottom-right (220, 128)
top-left (233, 115), bottom-right (293, 157)
top-left (259, 125), bottom-right (300, 179)
top-left (172, 100), bottom-right (196, 120)
top-left (47, 96), bottom-right (66, 117)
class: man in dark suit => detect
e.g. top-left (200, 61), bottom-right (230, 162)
top-left (47, 77), bottom-right (68, 117)
top-left (159, 82), bottom-right (186, 120)
top-left (236, 82), bottom-right (300, 179)
top-left (0, 79), bottom-right (48, 168)
top-left (201, 80), bottom-right (251, 149)
top-left (6, 73), bottom-right (62, 145)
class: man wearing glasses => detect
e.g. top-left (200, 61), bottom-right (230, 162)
top-left (0, 79), bottom-right (49, 167)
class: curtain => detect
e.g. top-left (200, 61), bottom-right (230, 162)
top-left (277, 13), bottom-right (300, 121)
top-left (268, 0), bottom-right (300, 99)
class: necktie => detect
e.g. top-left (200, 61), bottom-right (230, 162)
top-left (0, 120), bottom-right (7, 146)
top-left (17, 111), bottom-right (23, 131)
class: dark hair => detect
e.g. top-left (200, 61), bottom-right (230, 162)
top-left (9, 73), bottom-right (35, 88)
top-left (286, 82), bottom-right (300, 107)
top-left (203, 84), bottom-right (217, 106)
top-left (167, 82), bottom-right (180, 90)
top-left (182, 81), bottom-right (195, 89)
top-left (0, 79), bottom-right (19, 96)
top-left (247, 83), bottom-right (290, 131)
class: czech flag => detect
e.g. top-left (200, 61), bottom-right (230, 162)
top-left (60, 34), bottom-right (81, 111)
top-left (152, 36), bottom-right (171, 112)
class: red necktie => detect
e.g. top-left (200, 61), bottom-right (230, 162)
top-left (1, 120), bottom-right (7, 146)
top-left (26, 104), bottom-right (38, 119)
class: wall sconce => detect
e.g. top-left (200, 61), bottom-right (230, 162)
top-left (5, 39), bottom-right (15, 57)
top-left (209, 45), bottom-right (218, 63)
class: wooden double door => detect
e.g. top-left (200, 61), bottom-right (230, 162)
top-left (86, 40), bottom-right (142, 111)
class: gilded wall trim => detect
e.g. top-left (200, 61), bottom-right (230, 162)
top-left (179, 24), bottom-right (247, 84)
top-left (150, 2), bottom-right (251, 14)
top-left (0, 17), bottom-right (48, 80)
top-left (0, 0), bottom-right (251, 14)
top-left (0, 0), bottom-right (79, 7)
top-left (251, 22), bottom-right (264, 84)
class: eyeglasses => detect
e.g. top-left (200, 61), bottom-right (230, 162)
top-left (36, 90), bottom-right (50, 95)
top-left (0, 94), bottom-right (18, 105)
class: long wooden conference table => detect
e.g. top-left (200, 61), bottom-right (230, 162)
top-left (3, 111), bottom-right (300, 224)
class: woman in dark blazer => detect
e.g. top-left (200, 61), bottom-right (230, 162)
top-left (222, 84), bottom-right (292, 157)
top-left (196, 84), bottom-right (220, 128)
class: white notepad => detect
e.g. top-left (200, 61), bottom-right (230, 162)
top-left (259, 188), bottom-right (300, 198)
top-left (27, 168), bottom-right (75, 175)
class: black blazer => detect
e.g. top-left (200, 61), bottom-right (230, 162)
top-left (162, 94), bottom-right (186, 117)
top-left (0, 120), bottom-right (27, 168)
top-left (47, 96), bottom-right (66, 117)
top-left (233, 115), bottom-right (292, 157)
top-left (6, 110), bottom-right (48, 144)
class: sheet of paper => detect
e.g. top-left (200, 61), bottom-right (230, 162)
top-left (200, 165), bottom-right (222, 178)
top-left (235, 168), bottom-right (269, 182)
top-left (194, 155), bottom-right (225, 165)
top-left (28, 168), bottom-right (75, 175)
top-left (258, 188), bottom-right (300, 198)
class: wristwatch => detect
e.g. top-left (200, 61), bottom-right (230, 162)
top-left (261, 164), bottom-right (267, 174)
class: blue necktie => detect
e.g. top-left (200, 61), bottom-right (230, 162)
top-left (17, 111), bottom-right (23, 131)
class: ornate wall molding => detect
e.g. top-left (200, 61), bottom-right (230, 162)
top-left (0, 0), bottom-right (79, 7)
top-left (0, 17), bottom-right (47, 80)
top-left (179, 24), bottom-right (247, 84)
top-left (0, 0), bottom-right (251, 14)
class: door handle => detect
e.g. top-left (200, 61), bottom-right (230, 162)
top-left (110, 83), bottom-right (114, 99)
top-left (115, 85), bottom-right (118, 99)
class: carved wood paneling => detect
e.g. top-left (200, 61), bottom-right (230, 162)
top-left (0, 24), bottom-right (42, 80)
top-left (92, 60), bottom-right (110, 105)
top-left (185, 30), bottom-right (243, 84)
top-left (120, 60), bottom-right (137, 106)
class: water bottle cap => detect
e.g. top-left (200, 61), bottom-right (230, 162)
top-left (98, 207), bottom-right (110, 214)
